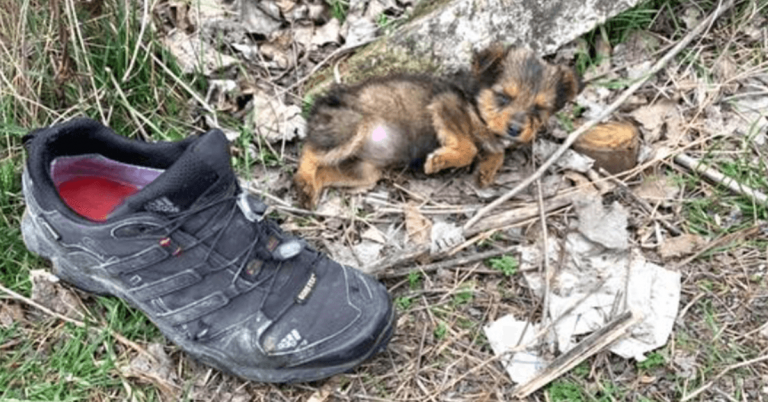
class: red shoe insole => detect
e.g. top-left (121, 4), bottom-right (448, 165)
top-left (57, 177), bottom-right (139, 221)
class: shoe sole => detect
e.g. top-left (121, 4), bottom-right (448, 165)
top-left (21, 207), bottom-right (396, 383)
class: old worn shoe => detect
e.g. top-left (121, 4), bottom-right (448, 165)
top-left (20, 118), bottom-right (394, 383)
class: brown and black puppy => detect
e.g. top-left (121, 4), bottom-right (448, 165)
top-left (294, 43), bottom-right (581, 209)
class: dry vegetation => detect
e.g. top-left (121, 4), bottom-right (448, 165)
top-left (1, 0), bottom-right (767, 401)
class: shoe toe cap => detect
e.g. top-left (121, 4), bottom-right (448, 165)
top-left (250, 265), bottom-right (393, 370)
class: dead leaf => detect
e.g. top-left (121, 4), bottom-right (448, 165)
top-left (574, 195), bottom-right (629, 250)
top-left (364, 0), bottom-right (387, 21)
top-left (275, 0), bottom-right (296, 15)
top-left (664, 108), bottom-right (687, 146)
top-left (731, 95), bottom-right (768, 138)
top-left (250, 91), bottom-right (306, 143)
top-left (362, 226), bottom-right (387, 244)
top-left (612, 30), bottom-right (658, 68)
top-left (162, 31), bottom-right (239, 75)
top-left (658, 233), bottom-right (706, 260)
top-left (341, 14), bottom-right (378, 47)
top-left (30, 269), bottom-right (81, 319)
top-left (291, 24), bottom-right (315, 48)
top-left (188, 0), bottom-right (229, 28)
top-left (714, 55), bottom-right (739, 87)
top-left (0, 303), bottom-right (24, 328)
top-left (634, 174), bottom-right (680, 204)
top-left (307, 382), bottom-right (334, 402)
top-left (241, 0), bottom-right (282, 35)
top-left (630, 101), bottom-right (676, 142)
top-left (259, 41), bottom-right (294, 70)
top-left (626, 60), bottom-right (652, 81)
top-left (122, 343), bottom-right (180, 398)
top-left (576, 86), bottom-right (612, 120)
top-left (316, 193), bottom-right (346, 217)
top-left (312, 18), bottom-right (341, 47)
top-left (405, 204), bottom-right (432, 246)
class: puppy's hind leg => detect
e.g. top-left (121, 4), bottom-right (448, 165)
top-left (294, 146), bottom-right (325, 209)
top-left (315, 160), bottom-right (382, 194)
top-left (423, 93), bottom-right (478, 175)
top-left (476, 151), bottom-right (504, 187)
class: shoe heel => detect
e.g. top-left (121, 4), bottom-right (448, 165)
top-left (21, 208), bottom-right (55, 260)
top-left (21, 208), bottom-right (111, 296)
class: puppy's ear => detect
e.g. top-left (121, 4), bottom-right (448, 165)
top-left (472, 43), bottom-right (508, 84)
top-left (553, 65), bottom-right (581, 111)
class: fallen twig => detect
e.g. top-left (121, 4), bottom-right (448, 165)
top-left (463, 0), bottom-right (736, 232)
top-left (378, 246), bottom-right (518, 279)
top-left (511, 310), bottom-right (640, 399)
top-left (464, 189), bottom-right (589, 237)
top-left (369, 246), bottom-right (431, 275)
top-left (674, 153), bottom-right (768, 206)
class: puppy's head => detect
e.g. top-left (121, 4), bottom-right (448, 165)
top-left (472, 43), bottom-right (581, 144)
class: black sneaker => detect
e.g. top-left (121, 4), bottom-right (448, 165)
top-left (20, 118), bottom-right (395, 383)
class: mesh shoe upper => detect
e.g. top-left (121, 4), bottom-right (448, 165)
top-left (21, 118), bottom-right (394, 382)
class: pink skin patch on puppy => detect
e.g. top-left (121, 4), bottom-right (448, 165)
top-left (371, 126), bottom-right (387, 142)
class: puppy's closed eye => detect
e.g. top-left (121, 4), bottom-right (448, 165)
top-left (495, 93), bottom-right (512, 107)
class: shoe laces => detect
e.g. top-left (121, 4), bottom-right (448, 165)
top-left (146, 189), bottom-right (314, 289)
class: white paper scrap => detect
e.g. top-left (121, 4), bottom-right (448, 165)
top-left (483, 315), bottom-right (548, 384)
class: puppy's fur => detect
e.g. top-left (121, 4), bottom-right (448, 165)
top-left (294, 44), bottom-right (581, 209)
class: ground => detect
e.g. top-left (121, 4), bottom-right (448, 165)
top-left (1, 0), bottom-right (767, 401)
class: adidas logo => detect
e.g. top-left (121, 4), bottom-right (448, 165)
top-left (144, 196), bottom-right (180, 214)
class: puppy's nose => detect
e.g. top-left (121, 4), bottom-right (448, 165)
top-left (507, 125), bottom-right (521, 137)
top-left (508, 113), bottom-right (527, 138)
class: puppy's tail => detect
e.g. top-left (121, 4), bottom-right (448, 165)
top-left (306, 90), bottom-right (367, 165)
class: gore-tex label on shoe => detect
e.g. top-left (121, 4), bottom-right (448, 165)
top-left (145, 196), bottom-right (180, 214)
top-left (296, 272), bottom-right (317, 304)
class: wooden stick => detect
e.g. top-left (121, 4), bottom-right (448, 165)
top-left (464, 189), bottom-right (586, 237)
top-left (378, 246), bottom-right (518, 279)
top-left (463, 0), bottom-right (736, 232)
top-left (369, 246), bottom-right (431, 275)
top-left (511, 310), bottom-right (640, 399)
top-left (536, 180), bottom-right (553, 328)
top-left (674, 153), bottom-right (768, 205)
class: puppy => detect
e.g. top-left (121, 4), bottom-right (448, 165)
top-left (294, 43), bottom-right (581, 209)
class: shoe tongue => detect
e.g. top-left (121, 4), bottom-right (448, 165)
top-left (109, 129), bottom-right (236, 218)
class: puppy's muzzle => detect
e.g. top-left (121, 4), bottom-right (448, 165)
top-left (507, 114), bottom-right (527, 138)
